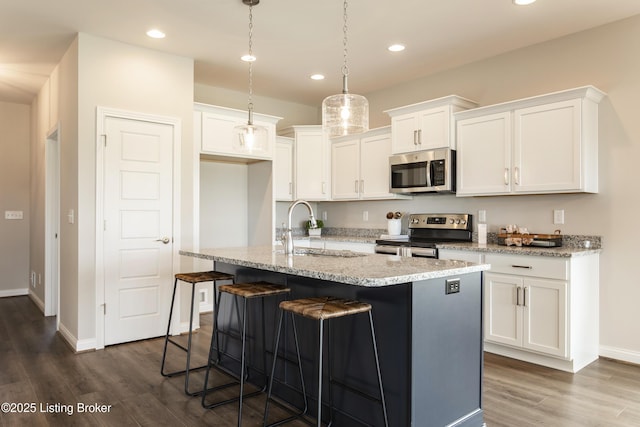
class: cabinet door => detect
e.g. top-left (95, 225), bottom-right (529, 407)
top-left (275, 138), bottom-right (293, 201)
top-left (456, 112), bottom-right (512, 196)
top-left (201, 111), bottom-right (238, 155)
top-left (484, 272), bottom-right (523, 347)
top-left (513, 99), bottom-right (582, 193)
top-left (523, 278), bottom-right (567, 358)
top-left (391, 113), bottom-right (419, 154)
top-left (417, 105), bottom-right (452, 150)
top-left (295, 130), bottom-right (330, 200)
top-left (331, 138), bottom-right (360, 200)
top-left (360, 132), bottom-right (394, 199)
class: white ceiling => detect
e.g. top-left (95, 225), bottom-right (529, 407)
top-left (1, 0), bottom-right (640, 106)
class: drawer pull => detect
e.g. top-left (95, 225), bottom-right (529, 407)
top-left (516, 287), bottom-right (521, 306)
top-left (511, 265), bottom-right (532, 269)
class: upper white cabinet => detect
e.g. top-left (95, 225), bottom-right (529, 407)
top-left (280, 125), bottom-right (331, 201)
top-left (385, 95), bottom-right (478, 154)
top-left (455, 86), bottom-right (605, 197)
top-left (331, 127), bottom-right (406, 200)
top-left (274, 136), bottom-right (294, 201)
top-left (195, 103), bottom-right (280, 161)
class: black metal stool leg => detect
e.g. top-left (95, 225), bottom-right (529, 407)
top-left (238, 296), bottom-right (248, 427)
top-left (369, 311), bottom-right (389, 427)
top-left (316, 319), bottom-right (324, 427)
top-left (160, 278), bottom-right (179, 377)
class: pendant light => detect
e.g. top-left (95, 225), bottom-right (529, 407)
top-left (322, 0), bottom-right (369, 138)
top-left (233, 0), bottom-right (268, 154)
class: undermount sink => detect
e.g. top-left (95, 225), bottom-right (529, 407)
top-left (275, 247), bottom-right (366, 258)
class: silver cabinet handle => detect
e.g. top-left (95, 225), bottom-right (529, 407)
top-left (504, 168), bottom-right (509, 186)
top-left (514, 167), bottom-right (520, 185)
top-left (511, 265), bottom-right (532, 269)
top-left (155, 237), bottom-right (170, 244)
top-left (516, 286), bottom-right (521, 306)
top-left (413, 130), bottom-right (418, 146)
top-left (417, 129), bottom-right (422, 145)
top-left (523, 287), bottom-right (527, 307)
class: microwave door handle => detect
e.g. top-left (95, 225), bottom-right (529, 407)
top-left (426, 160), bottom-right (432, 188)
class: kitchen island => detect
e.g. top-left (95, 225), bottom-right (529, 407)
top-left (180, 246), bottom-right (490, 427)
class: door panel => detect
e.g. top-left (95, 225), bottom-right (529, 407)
top-left (104, 116), bottom-right (174, 345)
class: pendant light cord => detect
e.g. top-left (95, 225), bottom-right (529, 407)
top-left (341, 0), bottom-right (350, 94)
top-left (247, 4), bottom-right (255, 124)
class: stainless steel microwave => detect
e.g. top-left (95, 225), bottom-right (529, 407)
top-left (389, 148), bottom-right (456, 194)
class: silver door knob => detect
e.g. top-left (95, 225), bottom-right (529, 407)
top-left (155, 237), bottom-right (170, 244)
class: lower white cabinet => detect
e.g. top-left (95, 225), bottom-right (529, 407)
top-left (484, 272), bottom-right (567, 358)
top-left (439, 249), bottom-right (599, 373)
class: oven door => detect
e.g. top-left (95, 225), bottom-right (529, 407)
top-left (375, 244), bottom-right (437, 258)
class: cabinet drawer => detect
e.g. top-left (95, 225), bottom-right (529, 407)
top-left (485, 253), bottom-right (568, 280)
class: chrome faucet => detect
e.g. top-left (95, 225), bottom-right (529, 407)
top-left (284, 199), bottom-right (317, 254)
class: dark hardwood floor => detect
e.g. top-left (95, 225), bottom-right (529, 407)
top-left (1, 295), bottom-right (639, 426)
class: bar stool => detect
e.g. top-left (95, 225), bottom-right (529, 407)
top-left (202, 281), bottom-right (291, 427)
top-left (264, 296), bottom-right (389, 427)
top-left (161, 270), bottom-right (234, 396)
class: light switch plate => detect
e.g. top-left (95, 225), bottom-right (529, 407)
top-left (5, 210), bottom-right (23, 220)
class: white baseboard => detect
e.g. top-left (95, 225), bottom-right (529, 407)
top-left (28, 290), bottom-right (45, 314)
top-left (599, 345), bottom-right (640, 366)
top-left (0, 288), bottom-right (29, 298)
top-left (58, 322), bottom-right (97, 352)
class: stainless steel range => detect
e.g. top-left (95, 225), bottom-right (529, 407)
top-left (375, 213), bottom-right (472, 258)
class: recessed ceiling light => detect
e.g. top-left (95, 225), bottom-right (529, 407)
top-left (513, 0), bottom-right (536, 5)
top-left (241, 54), bottom-right (256, 62)
top-left (388, 44), bottom-right (405, 52)
top-left (146, 29), bottom-right (166, 39)
top-left (310, 74), bottom-right (325, 81)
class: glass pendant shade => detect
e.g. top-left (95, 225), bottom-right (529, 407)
top-left (233, 120), bottom-right (268, 154)
top-left (322, 92), bottom-right (369, 138)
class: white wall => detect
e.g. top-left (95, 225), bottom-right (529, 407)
top-left (199, 160), bottom-right (249, 247)
top-left (0, 101), bottom-right (30, 296)
top-left (321, 15), bottom-right (640, 363)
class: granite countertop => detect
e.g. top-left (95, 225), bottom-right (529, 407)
top-left (436, 242), bottom-right (601, 257)
top-left (180, 246), bottom-right (490, 287)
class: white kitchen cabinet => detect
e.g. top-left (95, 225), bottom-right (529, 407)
top-left (484, 272), bottom-right (567, 358)
top-left (274, 136), bottom-right (294, 201)
top-left (195, 103), bottom-right (280, 161)
top-left (455, 86), bottom-right (605, 197)
top-left (331, 127), bottom-right (409, 200)
top-left (280, 126), bottom-right (331, 201)
top-left (385, 95), bottom-right (477, 154)
top-left (482, 252), bottom-right (599, 373)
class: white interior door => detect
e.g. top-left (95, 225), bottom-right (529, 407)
top-left (103, 116), bottom-right (174, 345)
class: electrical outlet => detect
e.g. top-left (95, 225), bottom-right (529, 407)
top-left (363, 211), bottom-right (368, 221)
top-left (478, 210), bottom-right (486, 223)
top-left (322, 211), bottom-right (327, 221)
top-left (553, 209), bottom-right (565, 225)
top-left (445, 278), bottom-right (461, 295)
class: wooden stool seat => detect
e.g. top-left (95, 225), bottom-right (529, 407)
top-left (219, 282), bottom-right (290, 299)
top-left (279, 296), bottom-right (371, 320)
top-left (175, 270), bottom-right (234, 284)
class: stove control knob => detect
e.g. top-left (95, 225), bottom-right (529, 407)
top-left (411, 217), bottom-right (420, 225)
top-left (449, 219), bottom-right (455, 224)
top-left (455, 219), bottom-right (461, 224)
top-left (460, 219), bottom-right (467, 225)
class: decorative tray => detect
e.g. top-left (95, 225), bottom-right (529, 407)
top-left (497, 232), bottom-right (563, 247)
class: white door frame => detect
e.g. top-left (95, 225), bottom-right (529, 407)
top-left (45, 124), bottom-right (60, 324)
top-left (95, 106), bottom-right (182, 350)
